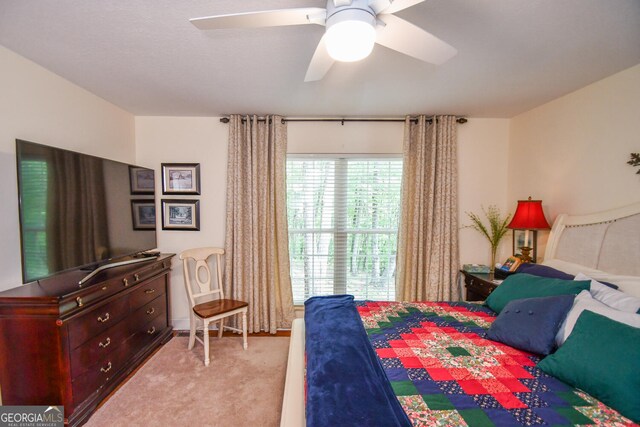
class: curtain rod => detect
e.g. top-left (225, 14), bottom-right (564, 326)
top-left (219, 116), bottom-right (468, 125)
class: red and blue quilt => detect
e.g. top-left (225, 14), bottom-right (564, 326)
top-left (357, 300), bottom-right (637, 426)
top-left (303, 295), bottom-right (637, 427)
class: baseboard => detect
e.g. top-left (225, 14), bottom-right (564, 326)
top-left (171, 317), bottom-right (291, 337)
top-left (171, 318), bottom-right (190, 331)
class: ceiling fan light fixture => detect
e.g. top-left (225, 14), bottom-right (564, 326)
top-left (325, 8), bottom-right (376, 62)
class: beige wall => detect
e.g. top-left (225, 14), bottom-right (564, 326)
top-left (458, 119), bottom-right (512, 266)
top-left (135, 117), bottom-right (229, 330)
top-left (0, 45), bottom-right (135, 291)
top-left (136, 117), bottom-right (510, 328)
top-left (508, 64), bottom-right (640, 258)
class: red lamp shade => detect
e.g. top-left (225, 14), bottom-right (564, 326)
top-left (507, 197), bottom-right (551, 230)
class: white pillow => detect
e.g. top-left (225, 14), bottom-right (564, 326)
top-left (575, 272), bottom-right (640, 313)
top-left (555, 290), bottom-right (640, 347)
top-left (543, 258), bottom-right (640, 298)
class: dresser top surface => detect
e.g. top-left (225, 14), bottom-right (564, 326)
top-left (0, 254), bottom-right (174, 301)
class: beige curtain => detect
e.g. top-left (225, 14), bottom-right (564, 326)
top-left (224, 115), bottom-right (295, 333)
top-left (396, 115), bottom-right (460, 301)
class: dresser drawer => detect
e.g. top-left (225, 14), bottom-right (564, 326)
top-left (70, 317), bottom-right (131, 378)
top-left (130, 276), bottom-right (166, 311)
top-left (72, 339), bottom-right (131, 407)
top-left (126, 260), bottom-right (171, 286)
top-left (62, 280), bottom-right (122, 316)
top-left (465, 276), bottom-right (493, 294)
top-left (129, 310), bottom-right (168, 355)
top-left (68, 296), bottom-right (129, 349)
top-left (131, 295), bottom-right (166, 326)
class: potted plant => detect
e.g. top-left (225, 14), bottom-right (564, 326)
top-left (465, 205), bottom-right (511, 273)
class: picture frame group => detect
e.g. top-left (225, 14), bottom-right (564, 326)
top-left (129, 163), bottom-right (202, 231)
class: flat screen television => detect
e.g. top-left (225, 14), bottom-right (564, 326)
top-left (16, 139), bottom-right (157, 284)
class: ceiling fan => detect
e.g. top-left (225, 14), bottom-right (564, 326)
top-left (190, 0), bottom-right (457, 82)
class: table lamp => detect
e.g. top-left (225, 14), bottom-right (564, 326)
top-left (507, 197), bottom-right (551, 263)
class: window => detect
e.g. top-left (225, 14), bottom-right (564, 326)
top-left (286, 156), bottom-right (402, 304)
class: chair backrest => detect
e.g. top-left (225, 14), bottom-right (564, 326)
top-left (179, 247), bottom-right (225, 307)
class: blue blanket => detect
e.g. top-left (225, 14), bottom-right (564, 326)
top-left (304, 295), bottom-right (412, 427)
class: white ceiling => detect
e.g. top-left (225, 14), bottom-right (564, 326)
top-left (0, 0), bottom-right (639, 118)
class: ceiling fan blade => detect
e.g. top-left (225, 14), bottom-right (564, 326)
top-left (375, 14), bottom-right (457, 65)
top-left (384, 0), bottom-right (426, 14)
top-left (304, 35), bottom-right (335, 82)
top-left (368, 0), bottom-right (392, 15)
top-left (190, 8), bottom-right (326, 30)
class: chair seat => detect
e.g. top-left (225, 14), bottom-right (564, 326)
top-left (193, 299), bottom-right (248, 319)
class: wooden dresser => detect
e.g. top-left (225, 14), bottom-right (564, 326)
top-left (0, 254), bottom-right (174, 426)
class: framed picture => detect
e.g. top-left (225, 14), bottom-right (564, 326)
top-left (129, 166), bottom-right (155, 195)
top-left (161, 163), bottom-right (201, 195)
top-left (513, 229), bottom-right (526, 255)
top-left (131, 200), bottom-right (156, 230)
top-left (161, 199), bottom-right (200, 231)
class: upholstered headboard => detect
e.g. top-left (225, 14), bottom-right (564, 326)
top-left (544, 202), bottom-right (640, 277)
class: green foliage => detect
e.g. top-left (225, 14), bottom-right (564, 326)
top-left (286, 158), bottom-right (402, 302)
top-left (628, 153), bottom-right (640, 174)
top-left (465, 205), bottom-right (511, 251)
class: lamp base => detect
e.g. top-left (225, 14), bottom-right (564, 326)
top-left (519, 246), bottom-right (533, 263)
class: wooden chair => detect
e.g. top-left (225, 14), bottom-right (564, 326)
top-left (180, 247), bottom-right (248, 366)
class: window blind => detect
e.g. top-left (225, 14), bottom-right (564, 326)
top-left (286, 157), bottom-right (402, 304)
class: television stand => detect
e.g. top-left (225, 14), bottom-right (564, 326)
top-left (78, 256), bottom-right (158, 286)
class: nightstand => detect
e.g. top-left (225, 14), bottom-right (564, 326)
top-left (461, 270), bottom-right (500, 301)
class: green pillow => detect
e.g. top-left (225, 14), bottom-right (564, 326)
top-left (537, 310), bottom-right (640, 423)
top-left (485, 273), bottom-right (590, 313)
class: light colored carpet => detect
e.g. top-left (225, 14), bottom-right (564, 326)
top-left (86, 335), bottom-right (290, 427)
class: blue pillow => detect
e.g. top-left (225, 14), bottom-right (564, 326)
top-left (515, 263), bottom-right (574, 280)
top-left (486, 294), bottom-right (575, 355)
top-left (516, 263), bottom-right (618, 289)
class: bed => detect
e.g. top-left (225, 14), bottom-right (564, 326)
top-left (280, 202), bottom-right (640, 426)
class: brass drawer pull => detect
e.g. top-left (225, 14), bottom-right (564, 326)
top-left (76, 297), bottom-right (84, 307)
top-left (100, 362), bottom-right (112, 373)
top-left (123, 278), bottom-right (129, 287)
top-left (134, 273), bottom-right (140, 281)
top-left (99, 337), bottom-right (111, 348)
top-left (146, 307), bottom-right (155, 315)
top-left (102, 286), bottom-right (108, 291)
top-left (97, 313), bottom-right (110, 323)
top-left (144, 289), bottom-right (156, 295)
top-left (147, 326), bottom-right (156, 335)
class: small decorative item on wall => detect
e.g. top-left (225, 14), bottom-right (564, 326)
top-left (628, 153), bottom-right (640, 174)
top-left (131, 200), bottom-right (156, 230)
top-left (465, 205), bottom-right (511, 273)
top-left (161, 163), bottom-right (201, 195)
top-left (129, 166), bottom-right (155, 194)
top-left (161, 199), bottom-right (200, 231)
